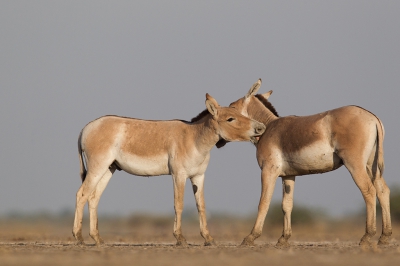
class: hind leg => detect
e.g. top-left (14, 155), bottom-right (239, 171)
top-left (346, 164), bottom-right (377, 246)
top-left (72, 167), bottom-right (110, 245)
top-left (374, 176), bottom-right (392, 245)
top-left (88, 166), bottom-right (116, 246)
top-left (366, 140), bottom-right (392, 245)
top-left (276, 176), bottom-right (295, 248)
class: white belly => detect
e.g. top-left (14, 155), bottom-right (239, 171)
top-left (282, 142), bottom-right (342, 176)
top-left (116, 153), bottom-right (170, 176)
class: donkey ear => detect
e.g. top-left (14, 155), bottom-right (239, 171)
top-left (245, 78), bottom-right (262, 98)
top-left (205, 93), bottom-right (219, 116)
top-left (262, 90), bottom-right (273, 100)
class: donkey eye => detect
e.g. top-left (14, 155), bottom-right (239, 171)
top-left (227, 117), bottom-right (235, 122)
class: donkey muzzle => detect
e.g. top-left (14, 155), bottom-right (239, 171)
top-left (254, 123), bottom-right (266, 135)
top-left (250, 123), bottom-right (265, 145)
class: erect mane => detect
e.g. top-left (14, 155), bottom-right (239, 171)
top-left (190, 109), bottom-right (210, 123)
top-left (255, 94), bottom-right (279, 117)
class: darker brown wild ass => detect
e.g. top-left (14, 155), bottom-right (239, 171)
top-left (72, 93), bottom-right (265, 247)
top-left (227, 79), bottom-right (391, 247)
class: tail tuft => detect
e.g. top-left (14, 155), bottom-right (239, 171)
top-left (376, 118), bottom-right (385, 176)
top-left (78, 130), bottom-right (87, 183)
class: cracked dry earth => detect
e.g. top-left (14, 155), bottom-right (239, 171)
top-left (0, 218), bottom-right (399, 266)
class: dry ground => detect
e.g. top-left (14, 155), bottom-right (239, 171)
top-left (0, 215), bottom-right (399, 266)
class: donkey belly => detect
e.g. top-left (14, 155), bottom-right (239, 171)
top-left (116, 153), bottom-right (170, 177)
top-left (282, 143), bottom-right (343, 176)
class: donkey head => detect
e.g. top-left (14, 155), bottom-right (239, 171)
top-left (205, 93), bottom-right (265, 147)
top-left (219, 79), bottom-right (278, 148)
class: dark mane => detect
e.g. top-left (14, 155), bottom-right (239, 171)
top-left (255, 94), bottom-right (279, 117)
top-left (190, 109), bottom-right (210, 123)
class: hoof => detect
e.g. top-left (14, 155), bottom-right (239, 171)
top-left (176, 240), bottom-right (189, 248)
top-left (359, 233), bottom-right (374, 247)
top-left (204, 240), bottom-right (217, 246)
top-left (275, 237), bottom-right (290, 248)
top-left (359, 237), bottom-right (372, 247)
top-left (95, 241), bottom-right (106, 247)
top-left (72, 230), bottom-right (84, 246)
top-left (377, 235), bottom-right (391, 246)
top-left (240, 238), bottom-right (255, 247)
top-left (95, 237), bottom-right (105, 246)
top-left (75, 240), bottom-right (85, 246)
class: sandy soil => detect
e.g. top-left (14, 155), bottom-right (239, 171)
top-left (0, 216), bottom-right (399, 266)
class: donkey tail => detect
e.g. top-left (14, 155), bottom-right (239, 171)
top-left (376, 117), bottom-right (385, 176)
top-left (78, 130), bottom-right (87, 183)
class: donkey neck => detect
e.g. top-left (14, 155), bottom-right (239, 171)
top-left (190, 115), bottom-right (220, 153)
top-left (247, 97), bottom-right (278, 126)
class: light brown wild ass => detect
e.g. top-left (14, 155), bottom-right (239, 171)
top-left (225, 79), bottom-right (391, 247)
top-left (72, 93), bottom-right (266, 247)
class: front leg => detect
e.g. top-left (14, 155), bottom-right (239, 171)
top-left (172, 174), bottom-right (188, 247)
top-left (276, 176), bottom-right (295, 248)
top-left (190, 174), bottom-right (216, 246)
top-left (241, 167), bottom-right (278, 246)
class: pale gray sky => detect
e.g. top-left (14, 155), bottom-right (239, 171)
top-left (1, 1), bottom-right (399, 218)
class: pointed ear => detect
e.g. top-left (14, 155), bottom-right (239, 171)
top-left (205, 93), bottom-right (219, 117)
top-left (245, 78), bottom-right (262, 98)
top-left (262, 90), bottom-right (273, 100)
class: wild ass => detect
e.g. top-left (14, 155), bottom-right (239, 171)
top-left (72, 93), bottom-right (266, 247)
top-left (225, 79), bottom-right (391, 247)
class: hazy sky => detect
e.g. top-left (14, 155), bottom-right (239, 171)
top-left (1, 1), bottom-right (399, 219)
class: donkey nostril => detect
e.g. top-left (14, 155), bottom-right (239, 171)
top-left (255, 124), bottom-right (265, 134)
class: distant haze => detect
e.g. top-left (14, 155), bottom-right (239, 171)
top-left (1, 1), bottom-right (399, 218)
